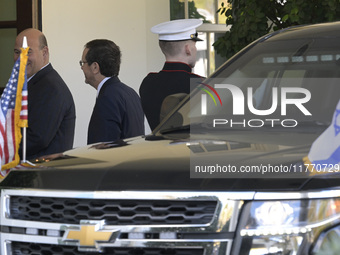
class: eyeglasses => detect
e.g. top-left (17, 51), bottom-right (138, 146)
top-left (79, 60), bottom-right (87, 67)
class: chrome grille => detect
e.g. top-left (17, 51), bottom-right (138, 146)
top-left (11, 242), bottom-right (204, 255)
top-left (0, 189), bottom-right (250, 255)
top-left (9, 196), bottom-right (217, 225)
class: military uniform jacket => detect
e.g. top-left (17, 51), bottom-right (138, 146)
top-left (21, 63), bottom-right (76, 159)
top-left (87, 76), bottom-right (145, 144)
top-left (139, 62), bottom-right (203, 130)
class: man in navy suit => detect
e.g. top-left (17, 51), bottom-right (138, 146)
top-left (14, 29), bottom-right (76, 160)
top-left (80, 39), bottom-right (144, 144)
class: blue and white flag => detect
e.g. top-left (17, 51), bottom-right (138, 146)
top-left (305, 100), bottom-right (340, 170)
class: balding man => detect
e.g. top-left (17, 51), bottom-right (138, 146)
top-left (14, 28), bottom-right (76, 160)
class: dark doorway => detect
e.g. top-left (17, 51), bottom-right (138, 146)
top-left (0, 0), bottom-right (42, 91)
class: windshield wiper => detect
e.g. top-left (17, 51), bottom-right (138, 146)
top-left (145, 124), bottom-right (194, 141)
top-left (159, 122), bottom-right (214, 135)
top-left (159, 124), bottom-right (191, 135)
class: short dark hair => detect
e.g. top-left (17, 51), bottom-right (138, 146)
top-left (85, 39), bottom-right (121, 77)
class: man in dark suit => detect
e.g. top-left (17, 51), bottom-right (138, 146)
top-left (139, 19), bottom-right (204, 131)
top-left (80, 39), bottom-right (144, 144)
top-left (14, 29), bottom-right (76, 160)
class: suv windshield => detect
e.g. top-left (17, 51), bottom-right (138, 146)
top-left (158, 26), bottom-right (340, 139)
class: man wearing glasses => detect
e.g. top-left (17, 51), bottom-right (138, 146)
top-left (80, 39), bottom-right (144, 144)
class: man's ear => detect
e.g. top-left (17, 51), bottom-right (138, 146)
top-left (184, 43), bottom-right (191, 56)
top-left (91, 62), bottom-right (101, 74)
top-left (42, 46), bottom-right (49, 58)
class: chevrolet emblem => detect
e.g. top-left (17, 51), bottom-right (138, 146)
top-left (63, 220), bottom-right (120, 249)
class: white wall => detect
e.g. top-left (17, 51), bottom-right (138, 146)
top-left (42, 0), bottom-right (169, 148)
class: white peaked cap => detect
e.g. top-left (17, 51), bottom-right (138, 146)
top-left (151, 19), bottom-right (203, 41)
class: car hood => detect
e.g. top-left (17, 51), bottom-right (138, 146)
top-left (0, 132), bottom-right (339, 192)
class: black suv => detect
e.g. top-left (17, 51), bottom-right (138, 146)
top-left (1, 21), bottom-right (340, 255)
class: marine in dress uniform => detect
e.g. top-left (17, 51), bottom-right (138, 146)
top-left (139, 19), bottom-right (204, 131)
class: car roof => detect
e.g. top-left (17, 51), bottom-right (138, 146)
top-left (265, 21), bottom-right (340, 42)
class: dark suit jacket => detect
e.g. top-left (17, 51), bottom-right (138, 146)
top-left (139, 62), bottom-right (203, 130)
top-left (87, 76), bottom-right (145, 144)
top-left (20, 63), bottom-right (76, 159)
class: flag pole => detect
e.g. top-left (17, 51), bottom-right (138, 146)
top-left (22, 36), bottom-right (28, 164)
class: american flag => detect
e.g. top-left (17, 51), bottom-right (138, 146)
top-left (0, 47), bottom-right (29, 177)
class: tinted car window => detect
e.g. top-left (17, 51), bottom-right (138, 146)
top-left (158, 26), bottom-right (340, 137)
